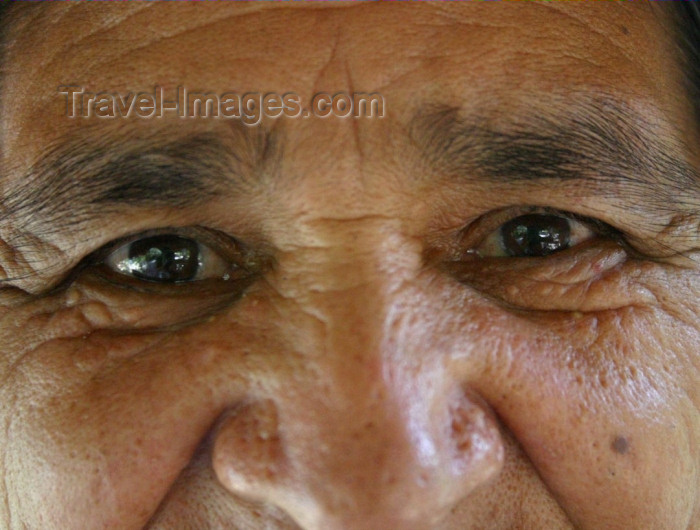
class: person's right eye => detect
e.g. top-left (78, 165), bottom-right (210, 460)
top-left (104, 234), bottom-right (233, 284)
top-left (49, 226), bottom-right (269, 330)
top-left (78, 225), bottom-right (266, 300)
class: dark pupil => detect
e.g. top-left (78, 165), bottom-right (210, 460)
top-left (128, 235), bottom-right (200, 282)
top-left (500, 214), bottom-right (571, 257)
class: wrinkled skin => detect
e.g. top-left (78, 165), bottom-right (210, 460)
top-left (0, 2), bottom-right (699, 529)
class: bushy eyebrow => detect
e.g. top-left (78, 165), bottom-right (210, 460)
top-left (2, 95), bottom-right (699, 248)
top-left (409, 95), bottom-right (700, 228)
top-left (2, 125), bottom-right (281, 236)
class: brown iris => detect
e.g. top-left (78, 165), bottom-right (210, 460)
top-left (126, 235), bottom-right (201, 282)
top-left (500, 214), bottom-right (571, 257)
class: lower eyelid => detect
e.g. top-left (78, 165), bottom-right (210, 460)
top-left (85, 259), bottom-right (257, 299)
top-left (446, 240), bottom-right (636, 312)
top-left (486, 239), bottom-right (625, 277)
top-left (61, 275), bottom-right (254, 331)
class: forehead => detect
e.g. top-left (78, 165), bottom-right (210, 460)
top-left (3, 3), bottom-right (678, 86)
top-left (0, 2), bottom-right (686, 177)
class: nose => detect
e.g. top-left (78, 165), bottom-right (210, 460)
top-left (210, 227), bottom-right (505, 529)
top-left (211, 372), bottom-right (504, 529)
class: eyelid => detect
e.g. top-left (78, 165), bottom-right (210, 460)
top-left (79, 225), bottom-right (264, 293)
top-left (459, 206), bottom-right (627, 257)
top-left (103, 237), bottom-right (229, 281)
top-left (46, 226), bottom-right (269, 331)
top-left (94, 226), bottom-right (242, 261)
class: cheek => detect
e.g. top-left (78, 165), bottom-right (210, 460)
top-left (433, 249), bottom-right (700, 525)
top-left (2, 260), bottom-right (697, 528)
top-left (0, 297), bottom-right (262, 528)
top-left (474, 304), bottom-right (699, 527)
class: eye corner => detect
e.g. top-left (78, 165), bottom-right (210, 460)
top-left (466, 205), bottom-right (639, 259)
top-left (71, 226), bottom-right (266, 295)
top-left (470, 210), bottom-right (572, 258)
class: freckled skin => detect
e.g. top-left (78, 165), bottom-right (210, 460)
top-left (0, 2), bottom-right (699, 530)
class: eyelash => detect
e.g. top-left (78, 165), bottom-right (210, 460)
top-left (63, 207), bottom-right (630, 297)
top-left (561, 212), bottom-right (626, 243)
top-left (68, 226), bottom-right (258, 292)
top-left (458, 205), bottom-right (629, 256)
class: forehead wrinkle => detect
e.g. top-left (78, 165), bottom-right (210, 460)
top-left (4, 5), bottom-right (271, 115)
top-left (37, 3), bottom-right (369, 85)
top-left (544, 1), bottom-right (676, 90)
top-left (57, 3), bottom-right (155, 58)
top-left (3, 2), bottom-right (83, 83)
top-left (87, 12), bottom-right (269, 76)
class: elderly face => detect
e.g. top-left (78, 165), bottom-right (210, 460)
top-left (0, 2), bottom-right (698, 529)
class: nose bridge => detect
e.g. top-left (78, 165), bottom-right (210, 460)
top-left (266, 215), bottom-right (424, 368)
top-left (270, 217), bottom-right (437, 488)
top-left (270, 215), bottom-right (421, 303)
top-left (212, 217), bottom-right (505, 528)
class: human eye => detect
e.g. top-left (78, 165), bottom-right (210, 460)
top-left (51, 226), bottom-right (269, 331)
top-left (95, 227), bottom-right (257, 290)
top-left (442, 206), bottom-right (648, 313)
top-left (473, 211), bottom-right (599, 258)
top-left (104, 233), bottom-right (232, 283)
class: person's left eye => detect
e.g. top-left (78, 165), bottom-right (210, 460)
top-left (444, 207), bottom-right (636, 312)
top-left (474, 212), bottom-right (597, 258)
top-left (104, 234), bottom-right (231, 283)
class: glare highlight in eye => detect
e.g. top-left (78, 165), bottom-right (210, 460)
top-left (105, 234), bottom-right (231, 283)
top-left (476, 213), bottom-right (595, 258)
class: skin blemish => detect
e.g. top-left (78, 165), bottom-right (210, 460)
top-left (611, 436), bottom-right (629, 455)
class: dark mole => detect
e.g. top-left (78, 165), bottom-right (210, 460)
top-left (620, 25), bottom-right (629, 36)
top-left (612, 436), bottom-right (629, 454)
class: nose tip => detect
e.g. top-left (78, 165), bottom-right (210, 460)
top-left (211, 386), bottom-right (504, 529)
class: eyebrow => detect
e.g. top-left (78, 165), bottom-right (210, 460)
top-left (3, 124), bottom-right (281, 235)
top-left (410, 95), bottom-right (700, 228)
top-left (3, 96), bottom-right (699, 245)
